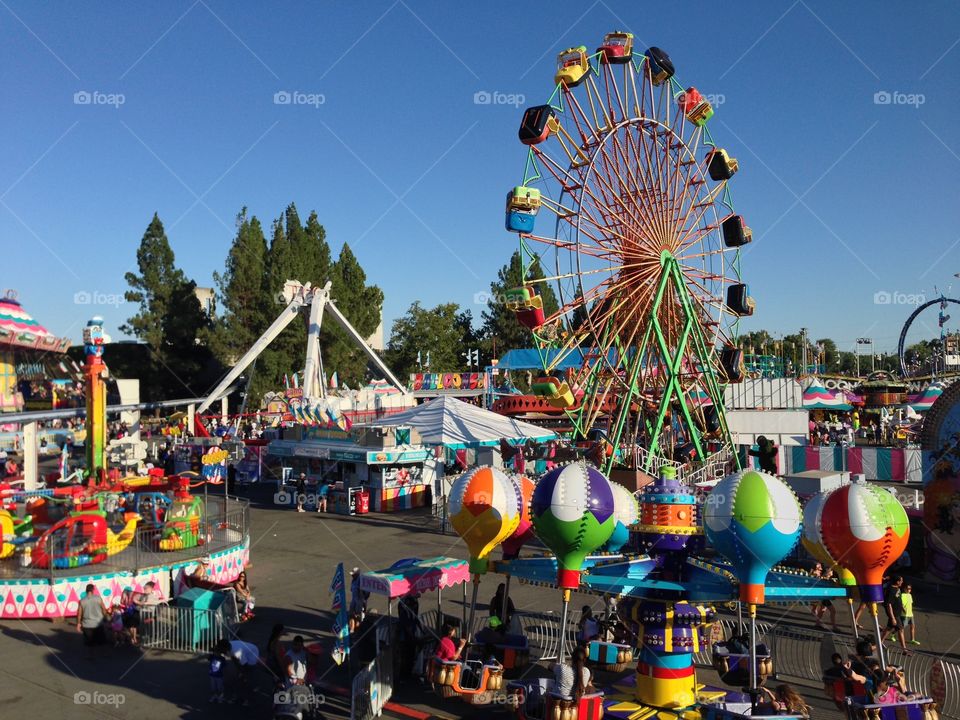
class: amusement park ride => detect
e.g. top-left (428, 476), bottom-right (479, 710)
top-left (0, 317), bottom-right (219, 572)
top-left (410, 33), bottom-right (936, 720)
top-left (499, 34), bottom-right (749, 484)
top-left (193, 279), bottom-right (405, 430)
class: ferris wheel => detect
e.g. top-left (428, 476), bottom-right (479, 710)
top-left (503, 33), bottom-right (752, 472)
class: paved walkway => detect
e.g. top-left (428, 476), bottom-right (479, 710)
top-left (0, 485), bottom-right (954, 719)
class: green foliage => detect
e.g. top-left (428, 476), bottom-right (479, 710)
top-left (211, 208), bottom-right (270, 364)
top-left (122, 213), bottom-right (186, 349)
top-left (386, 302), bottom-right (474, 377)
top-left (480, 250), bottom-right (559, 355)
top-left (326, 243), bottom-right (384, 387)
top-left (121, 214), bottom-right (220, 399)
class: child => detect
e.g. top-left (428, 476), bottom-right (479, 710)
top-left (208, 649), bottom-right (226, 702)
top-left (901, 584), bottom-right (919, 645)
top-left (108, 603), bottom-right (125, 646)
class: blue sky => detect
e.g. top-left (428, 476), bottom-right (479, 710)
top-left (2, 1), bottom-right (959, 355)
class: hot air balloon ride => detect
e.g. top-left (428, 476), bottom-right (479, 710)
top-left (605, 482), bottom-right (639, 554)
top-left (819, 477), bottom-right (909, 667)
top-left (530, 462), bottom-right (616, 662)
top-left (801, 491), bottom-right (859, 635)
top-left (704, 469), bottom-right (801, 704)
top-left (436, 466), bottom-right (520, 703)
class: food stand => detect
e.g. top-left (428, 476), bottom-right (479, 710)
top-left (267, 425), bottom-right (433, 513)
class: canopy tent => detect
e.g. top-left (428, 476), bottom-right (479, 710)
top-left (369, 395), bottom-right (556, 448)
top-left (802, 379), bottom-right (852, 410)
top-left (496, 347), bottom-right (617, 371)
top-left (907, 383), bottom-right (943, 412)
top-left (0, 293), bottom-right (71, 353)
top-left (358, 556), bottom-right (470, 598)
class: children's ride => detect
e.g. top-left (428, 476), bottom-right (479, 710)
top-left (506, 35), bottom-right (752, 476)
top-left (32, 506), bottom-right (141, 569)
top-left (158, 494), bottom-right (204, 551)
top-left (440, 466), bottom-right (520, 704)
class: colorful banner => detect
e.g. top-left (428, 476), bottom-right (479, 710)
top-left (329, 563), bottom-right (349, 665)
top-left (410, 372), bottom-right (486, 391)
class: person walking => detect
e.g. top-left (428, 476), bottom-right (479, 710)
top-left (76, 584), bottom-right (108, 653)
top-left (296, 473), bottom-right (307, 512)
top-left (880, 576), bottom-right (908, 651)
top-left (900, 583), bottom-right (919, 645)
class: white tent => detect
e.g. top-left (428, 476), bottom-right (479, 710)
top-left (368, 395), bottom-right (556, 448)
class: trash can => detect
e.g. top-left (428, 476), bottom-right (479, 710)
top-left (175, 587), bottom-right (228, 650)
top-left (356, 490), bottom-right (370, 515)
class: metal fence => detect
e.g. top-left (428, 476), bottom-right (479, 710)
top-left (695, 615), bottom-right (960, 719)
top-left (352, 619), bottom-right (394, 720)
top-left (139, 602), bottom-right (233, 654)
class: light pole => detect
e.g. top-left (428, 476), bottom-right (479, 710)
top-left (856, 338), bottom-right (873, 378)
top-left (800, 328), bottom-right (808, 376)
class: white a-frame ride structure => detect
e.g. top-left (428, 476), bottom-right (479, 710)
top-left (195, 280), bottom-right (404, 416)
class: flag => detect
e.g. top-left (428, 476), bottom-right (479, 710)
top-left (329, 371), bottom-right (339, 389)
top-left (292, 372), bottom-right (300, 389)
top-left (329, 563), bottom-right (349, 665)
top-left (283, 374), bottom-right (289, 389)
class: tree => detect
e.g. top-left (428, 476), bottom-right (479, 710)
top-left (386, 302), bottom-right (472, 377)
top-left (212, 208), bottom-right (270, 364)
top-left (298, 210), bottom-right (332, 287)
top-left (325, 243), bottom-right (384, 386)
top-left (122, 213), bottom-right (186, 349)
top-left (816, 337), bottom-right (839, 370)
top-left (480, 251), bottom-right (559, 357)
top-left (121, 213), bottom-right (220, 399)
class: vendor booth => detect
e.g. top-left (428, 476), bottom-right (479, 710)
top-left (268, 424), bottom-right (434, 512)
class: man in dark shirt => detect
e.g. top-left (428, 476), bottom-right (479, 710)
top-left (880, 576), bottom-right (907, 650)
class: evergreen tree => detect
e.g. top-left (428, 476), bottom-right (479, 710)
top-left (295, 208), bottom-right (332, 287)
top-left (212, 208), bottom-right (269, 364)
top-left (122, 213), bottom-right (219, 399)
top-left (122, 213), bottom-right (186, 349)
top-left (326, 243), bottom-right (384, 386)
top-left (480, 251), bottom-right (559, 358)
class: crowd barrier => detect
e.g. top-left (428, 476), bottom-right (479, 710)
top-left (351, 620), bottom-right (394, 720)
top-left (696, 616), bottom-right (960, 719)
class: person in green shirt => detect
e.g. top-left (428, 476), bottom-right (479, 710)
top-left (900, 584), bottom-right (918, 645)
